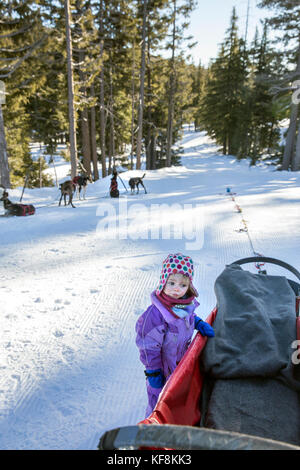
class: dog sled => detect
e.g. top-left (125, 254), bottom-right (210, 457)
top-left (99, 257), bottom-right (300, 450)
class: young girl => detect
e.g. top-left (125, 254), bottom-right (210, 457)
top-left (136, 253), bottom-right (214, 417)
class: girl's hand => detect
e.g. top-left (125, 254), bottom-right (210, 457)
top-left (145, 369), bottom-right (165, 388)
top-left (194, 316), bottom-right (215, 337)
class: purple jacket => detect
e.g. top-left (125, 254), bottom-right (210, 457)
top-left (136, 291), bottom-right (200, 380)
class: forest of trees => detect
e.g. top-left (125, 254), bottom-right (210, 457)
top-left (0, 0), bottom-right (300, 190)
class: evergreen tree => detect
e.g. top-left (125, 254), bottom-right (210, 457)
top-left (246, 22), bottom-right (282, 163)
top-left (144, 0), bottom-right (170, 170)
top-left (29, 0), bottom-right (69, 154)
top-left (64, 0), bottom-right (78, 179)
top-left (258, 0), bottom-right (300, 170)
top-left (199, 8), bottom-right (247, 155)
top-left (92, 0), bottom-right (137, 175)
top-left (0, 0), bottom-right (53, 187)
top-left (191, 62), bottom-right (207, 131)
top-left (0, 0), bottom-right (200, 186)
top-left (73, 0), bottom-right (100, 178)
top-left (165, 0), bottom-right (197, 167)
top-left (135, 0), bottom-right (148, 170)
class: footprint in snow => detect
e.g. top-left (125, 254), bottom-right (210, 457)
top-left (53, 330), bottom-right (64, 338)
top-left (11, 374), bottom-right (20, 381)
top-left (53, 299), bottom-right (64, 310)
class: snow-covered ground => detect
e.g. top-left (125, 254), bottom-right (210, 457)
top-left (1, 128), bottom-right (300, 450)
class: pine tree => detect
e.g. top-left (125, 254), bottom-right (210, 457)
top-left (72, 0), bottom-right (100, 179)
top-left (135, 0), bottom-right (176, 170)
top-left (64, 0), bottom-right (78, 179)
top-left (28, 0), bottom-right (69, 156)
top-left (91, 0), bottom-right (136, 175)
top-left (97, 0), bottom-right (107, 177)
top-left (191, 62), bottom-right (207, 131)
top-left (135, 0), bottom-right (148, 170)
top-left (165, 0), bottom-right (197, 167)
top-left (0, 0), bottom-right (52, 188)
top-left (247, 22), bottom-right (282, 163)
top-left (109, 1), bottom-right (136, 171)
top-left (144, 0), bottom-right (170, 170)
top-left (0, 0), bottom-right (202, 187)
top-left (199, 8), bottom-right (247, 155)
top-left (199, 46), bottom-right (229, 154)
top-left (258, 0), bottom-right (300, 170)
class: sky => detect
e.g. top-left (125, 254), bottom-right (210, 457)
top-left (187, 0), bottom-right (272, 65)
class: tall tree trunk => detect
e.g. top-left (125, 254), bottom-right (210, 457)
top-left (282, 102), bottom-right (299, 170)
top-left (130, 41), bottom-right (136, 171)
top-left (90, 84), bottom-right (99, 180)
top-left (146, 33), bottom-right (152, 170)
top-left (80, 108), bottom-right (92, 176)
top-left (78, 47), bottom-right (91, 177)
top-left (136, 0), bottom-right (148, 170)
top-left (281, 39), bottom-right (300, 170)
top-left (150, 132), bottom-right (157, 169)
top-left (222, 135), bottom-right (227, 155)
top-left (267, 119), bottom-right (275, 154)
top-left (99, 0), bottom-right (106, 177)
top-left (293, 115), bottom-right (300, 171)
top-left (108, 61), bottom-right (115, 174)
top-left (65, 0), bottom-right (78, 179)
top-left (166, 0), bottom-right (176, 167)
top-left (108, 106), bottom-right (115, 174)
top-left (0, 103), bottom-right (10, 188)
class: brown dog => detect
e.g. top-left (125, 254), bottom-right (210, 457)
top-left (58, 180), bottom-right (76, 208)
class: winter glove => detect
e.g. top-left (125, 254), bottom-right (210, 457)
top-left (145, 369), bottom-right (165, 388)
top-left (194, 316), bottom-right (215, 337)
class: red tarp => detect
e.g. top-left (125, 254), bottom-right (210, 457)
top-left (140, 307), bottom-right (218, 427)
top-left (140, 305), bottom-right (300, 429)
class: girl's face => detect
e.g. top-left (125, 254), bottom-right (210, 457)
top-left (163, 273), bottom-right (190, 299)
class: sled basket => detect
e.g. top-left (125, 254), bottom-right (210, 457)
top-left (99, 257), bottom-right (300, 450)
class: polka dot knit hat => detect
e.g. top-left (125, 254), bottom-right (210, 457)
top-left (156, 253), bottom-right (198, 297)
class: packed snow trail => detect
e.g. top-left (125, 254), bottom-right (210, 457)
top-left (0, 129), bottom-right (300, 449)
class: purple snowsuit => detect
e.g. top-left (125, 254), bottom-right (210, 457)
top-left (136, 291), bottom-right (200, 417)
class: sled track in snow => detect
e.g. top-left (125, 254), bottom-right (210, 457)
top-left (0, 260), bottom-right (155, 449)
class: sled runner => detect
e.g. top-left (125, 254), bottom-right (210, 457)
top-left (99, 257), bottom-right (300, 450)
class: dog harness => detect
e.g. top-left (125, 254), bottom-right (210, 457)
top-left (19, 204), bottom-right (35, 216)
